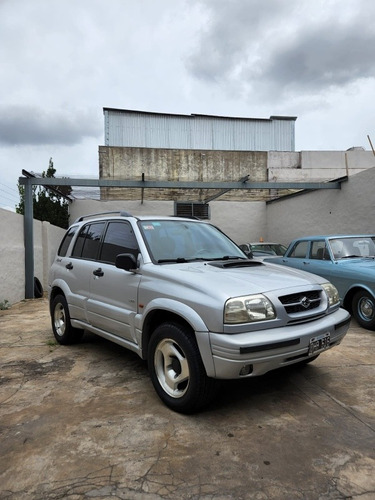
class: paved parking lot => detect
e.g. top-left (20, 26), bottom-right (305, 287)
top-left (1, 297), bottom-right (374, 500)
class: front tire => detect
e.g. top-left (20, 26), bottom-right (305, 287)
top-left (352, 290), bottom-right (375, 330)
top-left (51, 294), bottom-right (84, 344)
top-left (148, 322), bottom-right (217, 413)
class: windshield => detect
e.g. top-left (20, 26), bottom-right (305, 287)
top-left (328, 236), bottom-right (375, 259)
top-left (138, 219), bottom-right (246, 263)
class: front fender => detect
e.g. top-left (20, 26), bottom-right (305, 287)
top-left (137, 297), bottom-right (209, 333)
top-left (343, 283), bottom-right (375, 309)
top-left (137, 298), bottom-right (216, 377)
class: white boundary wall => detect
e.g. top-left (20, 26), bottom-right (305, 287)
top-left (0, 208), bottom-right (66, 305)
top-left (69, 199), bottom-right (267, 245)
top-left (266, 166), bottom-right (375, 244)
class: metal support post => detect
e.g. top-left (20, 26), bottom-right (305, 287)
top-left (24, 178), bottom-right (34, 298)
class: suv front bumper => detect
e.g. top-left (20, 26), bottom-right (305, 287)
top-left (201, 308), bottom-right (350, 379)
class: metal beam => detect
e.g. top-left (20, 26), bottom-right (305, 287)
top-left (19, 177), bottom-right (343, 190)
top-left (204, 175), bottom-right (250, 203)
top-left (22, 169), bottom-right (73, 201)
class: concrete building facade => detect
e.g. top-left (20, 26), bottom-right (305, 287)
top-left (99, 108), bottom-right (374, 205)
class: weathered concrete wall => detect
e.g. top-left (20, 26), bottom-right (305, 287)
top-left (99, 146), bottom-right (268, 201)
top-left (0, 208), bottom-right (66, 305)
top-left (69, 199), bottom-right (266, 244)
top-left (265, 166), bottom-right (375, 245)
top-left (100, 147), bottom-right (375, 204)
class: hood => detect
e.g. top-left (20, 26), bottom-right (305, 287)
top-left (142, 259), bottom-right (325, 299)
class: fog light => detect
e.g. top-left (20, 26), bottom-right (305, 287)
top-left (239, 364), bottom-right (253, 376)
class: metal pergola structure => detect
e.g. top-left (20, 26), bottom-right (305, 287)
top-left (19, 175), bottom-right (345, 299)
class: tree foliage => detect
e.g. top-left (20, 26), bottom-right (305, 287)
top-left (16, 158), bottom-right (72, 229)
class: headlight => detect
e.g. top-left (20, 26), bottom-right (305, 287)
top-left (322, 282), bottom-right (340, 307)
top-left (225, 294), bottom-right (276, 324)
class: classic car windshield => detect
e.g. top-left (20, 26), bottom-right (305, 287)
top-left (329, 236), bottom-right (375, 259)
top-left (139, 219), bottom-right (246, 263)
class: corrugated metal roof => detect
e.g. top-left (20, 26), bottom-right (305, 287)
top-left (103, 108), bottom-right (296, 152)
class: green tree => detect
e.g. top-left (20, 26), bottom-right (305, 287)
top-left (16, 158), bottom-right (72, 229)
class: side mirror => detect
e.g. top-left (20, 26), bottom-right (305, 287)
top-left (115, 253), bottom-right (137, 272)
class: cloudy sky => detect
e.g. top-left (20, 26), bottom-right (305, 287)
top-left (1, 0), bottom-right (375, 210)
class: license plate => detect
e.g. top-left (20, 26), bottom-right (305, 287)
top-left (308, 332), bottom-right (330, 355)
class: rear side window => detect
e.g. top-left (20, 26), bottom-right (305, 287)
top-left (58, 227), bottom-right (77, 257)
top-left (72, 222), bottom-right (106, 260)
top-left (100, 222), bottom-right (138, 264)
top-left (310, 241), bottom-right (328, 260)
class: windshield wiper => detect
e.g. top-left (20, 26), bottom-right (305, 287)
top-left (157, 257), bottom-right (188, 263)
top-left (157, 255), bottom-right (248, 264)
top-left (157, 255), bottom-right (247, 264)
top-left (205, 255), bottom-right (248, 261)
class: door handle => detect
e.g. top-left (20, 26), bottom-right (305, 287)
top-left (66, 262), bottom-right (73, 270)
top-left (93, 268), bottom-right (104, 277)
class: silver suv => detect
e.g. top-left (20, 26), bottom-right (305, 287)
top-left (48, 212), bottom-right (350, 413)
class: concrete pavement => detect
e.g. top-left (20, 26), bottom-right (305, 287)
top-left (1, 298), bottom-right (374, 499)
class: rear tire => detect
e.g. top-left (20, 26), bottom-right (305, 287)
top-left (148, 322), bottom-right (217, 413)
top-left (51, 294), bottom-right (84, 344)
top-left (34, 277), bottom-right (43, 298)
top-left (352, 290), bottom-right (375, 330)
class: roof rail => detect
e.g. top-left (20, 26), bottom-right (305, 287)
top-left (73, 211), bottom-right (133, 223)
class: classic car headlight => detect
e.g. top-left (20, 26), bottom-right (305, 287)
top-left (322, 282), bottom-right (340, 307)
top-left (224, 294), bottom-right (276, 324)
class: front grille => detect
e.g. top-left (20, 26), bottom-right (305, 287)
top-left (279, 290), bottom-right (321, 314)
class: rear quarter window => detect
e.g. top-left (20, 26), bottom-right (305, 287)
top-left (57, 227), bottom-right (77, 257)
top-left (72, 222), bottom-right (106, 260)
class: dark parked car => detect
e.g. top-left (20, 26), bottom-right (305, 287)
top-left (265, 234), bottom-right (375, 330)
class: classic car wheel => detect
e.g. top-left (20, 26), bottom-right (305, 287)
top-left (51, 294), bottom-right (84, 344)
top-left (148, 322), bottom-right (217, 413)
top-left (352, 290), bottom-right (375, 331)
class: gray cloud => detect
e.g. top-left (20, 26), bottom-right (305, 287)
top-left (0, 106), bottom-right (102, 146)
top-left (187, 0), bottom-right (375, 100)
top-left (186, 0), bottom-right (289, 82)
top-left (257, 24), bottom-right (375, 96)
